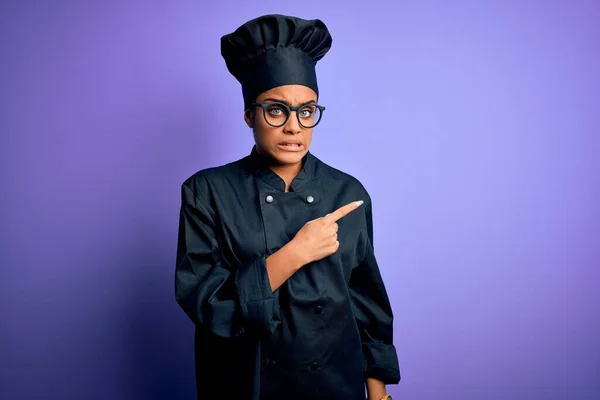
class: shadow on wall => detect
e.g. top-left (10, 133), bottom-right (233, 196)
top-left (120, 85), bottom-right (225, 400)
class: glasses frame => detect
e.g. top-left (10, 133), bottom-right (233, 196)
top-left (251, 101), bottom-right (326, 128)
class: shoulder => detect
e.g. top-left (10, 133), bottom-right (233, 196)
top-left (312, 154), bottom-right (372, 203)
top-left (181, 155), bottom-right (250, 201)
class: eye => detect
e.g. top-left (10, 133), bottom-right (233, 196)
top-left (299, 106), bottom-right (315, 118)
top-left (266, 105), bottom-right (286, 117)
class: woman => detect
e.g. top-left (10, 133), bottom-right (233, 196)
top-left (175, 14), bottom-right (400, 400)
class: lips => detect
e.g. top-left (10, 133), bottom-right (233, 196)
top-left (277, 141), bottom-right (305, 151)
top-left (279, 141), bottom-right (303, 146)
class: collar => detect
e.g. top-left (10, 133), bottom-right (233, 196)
top-left (246, 145), bottom-right (316, 192)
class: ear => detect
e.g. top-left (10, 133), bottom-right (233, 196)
top-left (244, 109), bottom-right (254, 128)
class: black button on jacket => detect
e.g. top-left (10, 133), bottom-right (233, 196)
top-left (175, 146), bottom-right (400, 400)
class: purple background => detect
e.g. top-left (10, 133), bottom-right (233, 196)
top-left (1, 1), bottom-right (598, 399)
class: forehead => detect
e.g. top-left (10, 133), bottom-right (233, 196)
top-left (257, 84), bottom-right (317, 103)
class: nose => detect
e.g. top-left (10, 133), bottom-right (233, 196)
top-left (283, 110), bottom-right (302, 134)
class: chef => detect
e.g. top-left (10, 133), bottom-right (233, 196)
top-left (175, 14), bottom-right (400, 400)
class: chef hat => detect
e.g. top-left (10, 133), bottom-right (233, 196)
top-left (220, 14), bottom-right (333, 109)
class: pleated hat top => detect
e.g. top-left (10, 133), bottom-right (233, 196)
top-left (221, 14), bottom-right (333, 108)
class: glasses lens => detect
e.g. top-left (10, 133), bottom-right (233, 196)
top-left (298, 104), bottom-right (322, 128)
top-left (264, 103), bottom-right (289, 127)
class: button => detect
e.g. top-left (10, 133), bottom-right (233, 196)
top-left (265, 195), bottom-right (274, 203)
top-left (314, 306), bottom-right (323, 314)
top-left (310, 362), bottom-right (320, 371)
top-left (305, 195), bottom-right (314, 204)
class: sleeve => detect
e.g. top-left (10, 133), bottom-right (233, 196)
top-left (174, 181), bottom-right (280, 338)
top-left (348, 194), bottom-right (401, 384)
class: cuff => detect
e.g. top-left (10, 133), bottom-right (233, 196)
top-left (363, 342), bottom-right (401, 384)
top-left (235, 255), bottom-right (280, 335)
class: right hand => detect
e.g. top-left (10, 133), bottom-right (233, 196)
top-left (291, 200), bottom-right (364, 265)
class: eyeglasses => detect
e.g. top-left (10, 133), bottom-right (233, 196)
top-left (252, 101), bottom-right (326, 128)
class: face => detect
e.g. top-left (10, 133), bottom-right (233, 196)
top-left (244, 84), bottom-right (318, 167)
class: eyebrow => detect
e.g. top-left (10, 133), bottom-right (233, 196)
top-left (262, 98), bottom-right (317, 107)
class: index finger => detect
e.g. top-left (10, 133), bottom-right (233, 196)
top-left (324, 200), bottom-right (364, 223)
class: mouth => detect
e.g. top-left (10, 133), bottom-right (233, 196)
top-left (277, 141), bottom-right (305, 151)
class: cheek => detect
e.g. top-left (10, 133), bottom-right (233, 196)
top-left (253, 124), bottom-right (277, 145)
top-left (305, 131), bottom-right (314, 144)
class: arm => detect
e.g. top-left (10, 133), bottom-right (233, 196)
top-left (366, 378), bottom-right (388, 400)
top-left (266, 241), bottom-right (306, 291)
top-left (175, 182), bottom-right (302, 338)
top-left (348, 196), bottom-right (400, 394)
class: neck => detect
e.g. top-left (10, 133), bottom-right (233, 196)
top-left (254, 145), bottom-right (306, 192)
top-left (269, 162), bottom-right (302, 192)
